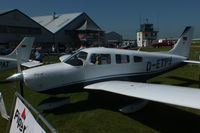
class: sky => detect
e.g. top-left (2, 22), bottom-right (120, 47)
top-left (1, 0), bottom-right (200, 40)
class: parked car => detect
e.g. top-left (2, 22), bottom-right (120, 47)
top-left (152, 40), bottom-right (174, 48)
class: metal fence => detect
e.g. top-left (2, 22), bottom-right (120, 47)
top-left (6, 92), bottom-right (58, 133)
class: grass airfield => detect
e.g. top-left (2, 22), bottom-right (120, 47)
top-left (1, 46), bottom-right (200, 133)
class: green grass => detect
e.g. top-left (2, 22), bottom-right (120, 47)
top-left (192, 40), bottom-right (200, 46)
top-left (1, 47), bottom-right (200, 133)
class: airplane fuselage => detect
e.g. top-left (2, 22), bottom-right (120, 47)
top-left (22, 48), bottom-right (186, 94)
top-left (7, 27), bottom-right (199, 113)
top-left (0, 56), bottom-right (17, 71)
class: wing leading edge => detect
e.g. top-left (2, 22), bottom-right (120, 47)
top-left (84, 81), bottom-right (200, 110)
top-left (183, 60), bottom-right (200, 64)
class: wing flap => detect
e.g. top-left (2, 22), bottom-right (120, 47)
top-left (84, 81), bottom-right (200, 110)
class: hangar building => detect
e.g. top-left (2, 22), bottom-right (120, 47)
top-left (32, 12), bottom-right (105, 50)
top-left (105, 31), bottom-right (123, 45)
top-left (0, 9), bottom-right (53, 51)
top-left (0, 9), bottom-right (105, 53)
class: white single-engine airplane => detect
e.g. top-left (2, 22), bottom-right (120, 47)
top-left (7, 26), bottom-right (200, 113)
top-left (0, 37), bottom-right (42, 73)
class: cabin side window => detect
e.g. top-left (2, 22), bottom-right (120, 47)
top-left (90, 54), bottom-right (111, 65)
top-left (116, 54), bottom-right (130, 64)
top-left (65, 51), bottom-right (88, 66)
top-left (134, 56), bottom-right (143, 63)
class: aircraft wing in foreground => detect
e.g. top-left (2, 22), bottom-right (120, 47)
top-left (85, 81), bottom-right (200, 110)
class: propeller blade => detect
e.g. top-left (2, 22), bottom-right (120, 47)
top-left (6, 72), bottom-right (24, 97)
top-left (16, 50), bottom-right (24, 97)
top-left (16, 50), bottom-right (21, 72)
top-left (20, 80), bottom-right (24, 97)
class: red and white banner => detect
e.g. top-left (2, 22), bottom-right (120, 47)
top-left (9, 97), bottom-right (46, 133)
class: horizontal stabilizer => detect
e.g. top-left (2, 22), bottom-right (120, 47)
top-left (85, 81), bottom-right (200, 110)
top-left (21, 60), bottom-right (43, 68)
top-left (183, 60), bottom-right (200, 64)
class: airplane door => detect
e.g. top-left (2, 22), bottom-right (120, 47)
top-left (63, 51), bottom-right (87, 82)
top-left (84, 53), bottom-right (113, 83)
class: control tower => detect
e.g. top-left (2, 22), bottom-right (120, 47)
top-left (137, 19), bottom-right (158, 47)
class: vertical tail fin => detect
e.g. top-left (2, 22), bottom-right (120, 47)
top-left (168, 26), bottom-right (194, 58)
top-left (7, 37), bottom-right (35, 61)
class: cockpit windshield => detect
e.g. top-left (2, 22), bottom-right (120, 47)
top-left (65, 51), bottom-right (88, 66)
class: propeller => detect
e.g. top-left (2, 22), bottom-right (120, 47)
top-left (16, 50), bottom-right (24, 97)
top-left (7, 50), bottom-right (24, 97)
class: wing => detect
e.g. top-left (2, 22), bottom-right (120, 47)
top-left (21, 60), bottom-right (43, 68)
top-left (183, 60), bottom-right (200, 64)
top-left (84, 81), bottom-right (200, 110)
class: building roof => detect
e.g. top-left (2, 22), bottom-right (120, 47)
top-left (0, 9), bottom-right (19, 16)
top-left (76, 19), bottom-right (101, 31)
top-left (0, 9), bottom-right (102, 35)
top-left (106, 31), bottom-right (123, 42)
top-left (0, 10), bottom-right (10, 14)
top-left (0, 9), bottom-right (53, 35)
top-left (32, 12), bottom-right (83, 33)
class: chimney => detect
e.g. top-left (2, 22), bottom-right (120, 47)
top-left (145, 18), bottom-right (148, 24)
top-left (52, 12), bottom-right (56, 20)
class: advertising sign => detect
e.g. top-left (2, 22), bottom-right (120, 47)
top-left (9, 97), bottom-right (46, 133)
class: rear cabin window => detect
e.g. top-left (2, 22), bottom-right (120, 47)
top-left (134, 56), bottom-right (143, 63)
top-left (116, 54), bottom-right (130, 64)
top-left (90, 54), bottom-right (111, 65)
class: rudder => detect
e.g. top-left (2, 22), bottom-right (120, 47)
top-left (168, 26), bottom-right (194, 58)
top-left (7, 37), bottom-right (35, 61)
